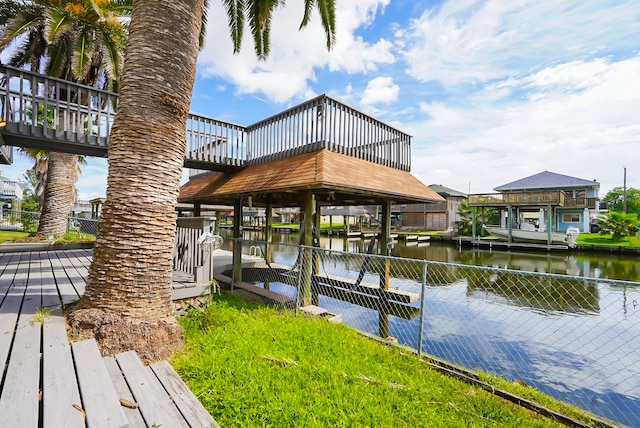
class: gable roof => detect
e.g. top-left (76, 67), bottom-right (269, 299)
top-left (429, 184), bottom-right (467, 197)
top-left (494, 171), bottom-right (600, 192)
top-left (179, 149), bottom-right (444, 207)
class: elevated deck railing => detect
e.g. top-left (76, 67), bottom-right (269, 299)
top-left (564, 197), bottom-right (598, 209)
top-left (0, 64), bottom-right (245, 170)
top-left (246, 95), bottom-right (411, 171)
top-left (469, 192), bottom-right (599, 209)
top-left (468, 191), bottom-right (565, 206)
top-left (1, 65), bottom-right (411, 172)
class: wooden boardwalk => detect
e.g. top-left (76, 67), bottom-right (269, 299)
top-left (0, 249), bottom-right (219, 427)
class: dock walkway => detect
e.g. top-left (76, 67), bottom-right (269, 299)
top-left (0, 248), bottom-right (219, 427)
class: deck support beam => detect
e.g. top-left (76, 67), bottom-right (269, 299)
top-left (265, 202), bottom-right (273, 264)
top-left (547, 204), bottom-right (553, 245)
top-left (312, 201), bottom-right (321, 306)
top-left (507, 205), bottom-right (513, 243)
top-left (471, 206), bottom-right (477, 240)
top-left (232, 198), bottom-right (243, 284)
top-left (379, 200), bottom-right (393, 338)
top-left (297, 191), bottom-right (314, 307)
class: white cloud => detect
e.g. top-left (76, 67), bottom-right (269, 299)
top-left (197, 0), bottom-right (395, 103)
top-left (360, 76), bottom-right (399, 105)
top-left (408, 56), bottom-right (640, 194)
top-left (400, 0), bottom-right (640, 86)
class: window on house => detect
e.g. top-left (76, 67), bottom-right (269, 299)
top-left (562, 213), bottom-right (581, 223)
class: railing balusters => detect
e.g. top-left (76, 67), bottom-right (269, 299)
top-left (1, 65), bottom-right (412, 172)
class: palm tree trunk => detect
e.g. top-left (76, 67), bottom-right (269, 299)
top-left (81, 0), bottom-right (205, 326)
top-left (36, 152), bottom-right (77, 236)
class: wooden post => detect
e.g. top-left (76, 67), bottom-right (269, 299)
top-left (264, 202), bottom-right (273, 291)
top-left (214, 210), bottom-right (220, 233)
top-left (471, 206), bottom-right (477, 240)
top-left (312, 199), bottom-right (321, 306)
top-left (547, 204), bottom-right (552, 245)
top-left (329, 215), bottom-right (333, 236)
top-left (298, 191), bottom-right (314, 307)
top-left (379, 200), bottom-right (392, 338)
top-left (194, 203), bottom-right (201, 217)
top-left (507, 204), bottom-right (513, 243)
top-left (265, 202), bottom-right (273, 264)
top-left (232, 198), bottom-right (243, 284)
top-left (381, 201), bottom-right (392, 256)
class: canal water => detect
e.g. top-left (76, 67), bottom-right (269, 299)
top-left (220, 229), bottom-right (640, 426)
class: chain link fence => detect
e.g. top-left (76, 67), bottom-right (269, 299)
top-left (216, 237), bottom-right (640, 427)
top-left (0, 210), bottom-right (100, 237)
top-left (0, 209), bottom-right (40, 233)
top-left (67, 216), bottom-right (99, 237)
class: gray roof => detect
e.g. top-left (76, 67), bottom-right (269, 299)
top-left (494, 171), bottom-right (600, 192)
top-left (428, 184), bottom-right (467, 197)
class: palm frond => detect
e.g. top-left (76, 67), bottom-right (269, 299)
top-left (44, 7), bottom-right (74, 44)
top-left (222, 0), bottom-right (245, 54)
top-left (314, 0), bottom-right (336, 50)
top-left (198, 0), bottom-right (209, 50)
top-left (45, 34), bottom-right (72, 77)
top-left (0, 9), bottom-right (44, 49)
top-left (71, 28), bottom-right (94, 80)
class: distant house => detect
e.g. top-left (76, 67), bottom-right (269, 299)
top-left (469, 171), bottom-right (600, 233)
top-left (393, 184), bottom-right (467, 231)
top-left (72, 200), bottom-right (92, 218)
top-left (0, 176), bottom-right (23, 210)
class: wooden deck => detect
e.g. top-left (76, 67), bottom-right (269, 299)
top-left (0, 249), bottom-right (219, 427)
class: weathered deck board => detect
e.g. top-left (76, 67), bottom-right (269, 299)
top-left (56, 249), bottom-right (90, 295)
top-left (42, 312), bottom-right (85, 428)
top-left (49, 252), bottom-right (82, 304)
top-left (0, 254), bottom-right (42, 427)
top-left (72, 338), bottom-right (130, 428)
top-left (104, 356), bottom-right (147, 428)
top-left (0, 253), bottom-right (20, 290)
top-left (0, 295), bottom-right (22, 383)
top-left (116, 351), bottom-right (190, 427)
top-left (151, 360), bottom-right (219, 428)
top-left (0, 249), bottom-right (218, 427)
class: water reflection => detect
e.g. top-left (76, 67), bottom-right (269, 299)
top-left (223, 229), bottom-right (640, 282)
top-left (392, 239), bottom-right (640, 282)
top-left (465, 269), bottom-right (600, 314)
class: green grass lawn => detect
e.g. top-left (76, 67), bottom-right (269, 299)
top-left (576, 233), bottom-right (640, 247)
top-left (0, 230), bottom-right (29, 243)
top-left (0, 230), bottom-right (95, 244)
top-left (272, 223), bottom-right (300, 229)
top-left (172, 293), bottom-right (596, 427)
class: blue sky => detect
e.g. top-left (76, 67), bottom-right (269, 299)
top-left (2, 0), bottom-right (639, 200)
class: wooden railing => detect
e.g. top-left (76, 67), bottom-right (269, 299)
top-left (468, 191), bottom-right (565, 206)
top-left (1, 65), bottom-right (411, 172)
top-left (563, 197), bottom-right (598, 209)
top-left (469, 192), bottom-right (599, 208)
top-left (246, 95), bottom-right (411, 171)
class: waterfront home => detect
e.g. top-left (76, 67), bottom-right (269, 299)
top-left (469, 171), bottom-right (600, 233)
top-left (0, 175), bottom-right (23, 211)
top-left (393, 184), bottom-right (467, 231)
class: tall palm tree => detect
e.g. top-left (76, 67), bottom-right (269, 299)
top-left (78, 0), bottom-right (336, 357)
top-left (0, 0), bottom-right (130, 236)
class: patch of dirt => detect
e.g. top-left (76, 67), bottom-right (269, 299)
top-left (14, 235), bottom-right (52, 243)
top-left (65, 307), bottom-right (184, 364)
